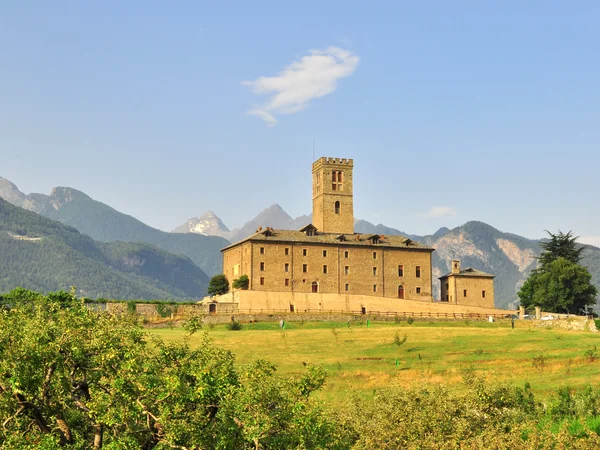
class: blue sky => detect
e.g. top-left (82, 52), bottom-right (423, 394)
top-left (1, 1), bottom-right (599, 244)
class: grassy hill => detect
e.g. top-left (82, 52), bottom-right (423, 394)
top-left (0, 198), bottom-right (208, 299)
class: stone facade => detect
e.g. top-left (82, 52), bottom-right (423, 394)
top-left (312, 157), bottom-right (354, 234)
top-left (221, 156), bottom-right (496, 311)
top-left (439, 260), bottom-right (495, 308)
top-left (223, 239), bottom-right (433, 300)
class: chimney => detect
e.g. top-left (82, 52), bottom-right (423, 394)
top-left (452, 260), bottom-right (461, 274)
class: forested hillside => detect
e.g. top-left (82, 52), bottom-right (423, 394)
top-left (0, 198), bottom-right (208, 299)
top-left (0, 180), bottom-right (229, 277)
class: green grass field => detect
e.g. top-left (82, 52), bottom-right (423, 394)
top-left (150, 319), bottom-right (600, 405)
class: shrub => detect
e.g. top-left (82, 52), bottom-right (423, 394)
top-left (407, 317), bottom-right (414, 325)
top-left (393, 331), bottom-right (407, 347)
top-left (208, 274), bottom-right (229, 296)
top-left (232, 274), bottom-right (249, 290)
top-left (226, 320), bottom-right (243, 331)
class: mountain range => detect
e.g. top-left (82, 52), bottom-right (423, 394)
top-left (0, 197), bottom-right (208, 299)
top-left (1, 176), bottom-right (599, 309)
top-left (0, 178), bottom-right (229, 277)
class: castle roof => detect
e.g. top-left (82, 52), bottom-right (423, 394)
top-left (438, 267), bottom-right (495, 279)
top-left (221, 225), bottom-right (434, 252)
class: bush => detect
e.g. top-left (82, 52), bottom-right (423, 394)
top-left (208, 274), bottom-right (229, 296)
top-left (407, 317), bottom-right (414, 325)
top-left (226, 320), bottom-right (243, 331)
top-left (232, 274), bottom-right (249, 290)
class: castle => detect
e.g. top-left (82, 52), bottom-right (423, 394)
top-left (218, 157), bottom-right (495, 313)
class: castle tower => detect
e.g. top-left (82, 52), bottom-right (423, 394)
top-left (312, 157), bottom-right (354, 234)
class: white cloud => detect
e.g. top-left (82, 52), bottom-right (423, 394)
top-left (426, 206), bottom-right (457, 219)
top-left (580, 236), bottom-right (600, 248)
top-left (242, 46), bottom-right (359, 126)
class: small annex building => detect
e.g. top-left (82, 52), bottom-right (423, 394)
top-left (439, 260), bottom-right (495, 308)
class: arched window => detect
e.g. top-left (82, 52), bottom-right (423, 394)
top-left (337, 171), bottom-right (343, 182)
top-left (311, 281), bottom-right (319, 293)
top-left (334, 201), bottom-right (340, 214)
top-left (398, 285), bottom-right (405, 299)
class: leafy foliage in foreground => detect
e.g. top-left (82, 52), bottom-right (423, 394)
top-left (2, 288), bottom-right (600, 449)
top-left (0, 289), bottom-right (344, 449)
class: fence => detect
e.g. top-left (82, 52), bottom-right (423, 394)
top-left (233, 309), bottom-right (514, 320)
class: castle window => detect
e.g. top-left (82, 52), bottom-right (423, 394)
top-left (373, 251), bottom-right (377, 259)
top-left (345, 266), bottom-right (349, 275)
top-left (464, 289), bottom-right (467, 297)
top-left (323, 250), bottom-right (327, 257)
top-left (482, 290), bottom-right (486, 298)
top-left (372, 267), bottom-right (377, 276)
top-left (302, 264), bottom-right (307, 273)
top-left (373, 285), bottom-right (377, 293)
top-left (260, 277), bottom-right (264, 286)
top-left (416, 266), bottom-right (421, 278)
top-left (338, 171), bottom-right (343, 182)
top-left (334, 201), bottom-right (340, 214)
top-left (284, 247), bottom-right (289, 255)
top-left (323, 265), bottom-right (328, 274)
top-left (398, 285), bottom-right (405, 299)
top-left (344, 251), bottom-right (349, 258)
top-left (312, 281), bottom-right (319, 293)
top-left (284, 263), bottom-right (289, 272)
top-left (260, 262), bottom-right (265, 271)
top-left (332, 182), bottom-right (337, 191)
top-left (345, 283), bottom-right (350, 292)
top-left (416, 287), bottom-right (422, 294)
top-left (303, 248), bottom-right (307, 256)
top-left (398, 265), bottom-right (404, 277)
top-left (285, 278), bottom-right (290, 287)
top-left (260, 247), bottom-right (265, 255)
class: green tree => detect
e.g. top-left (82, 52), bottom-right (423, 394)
top-left (208, 274), bottom-right (229, 296)
top-left (0, 290), bottom-right (341, 449)
top-left (538, 230), bottom-right (584, 266)
top-left (519, 257), bottom-right (597, 314)
top-left (232, 274), bottom-right (249, 290)
top-left (519, 230), bottom-right (598, 314)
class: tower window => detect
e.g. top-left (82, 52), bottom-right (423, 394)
top-left (322, 250), bottom-right (327, 257)
top-left (285, 278), bottom-right (290, 287)
top-left (373, 251), bottom-right (377, 259)
top-left (345, 283), bottom-right (350, 291)
top-left (482, 290), bottom-right (486, 298)
top-left (260, 247), bottom-right (265, 254)
top-left (284, 263), bottom-right (289, 272)
top-left (373, 267), bottom-right (377, 276)
top-left (260, 277), bottom-right (264, 286)
top-left (416, 266), bottom-right (421, 278)
top-left (345, 266), bottom-right (349, 275)
top-left (284, 247), bottom-right (289, 255)
top-left (303, 248), bottom-right (307, 256)
top-left (464, 289), bottom-right (467, 297)
top-left (398, 265), bottom-right (404, 277)
top-left (323, 265), bottom-right (328, 274)
top-left (302, 264), bottom-right (308, 273)
top-left (260, 262), bottom-right (265, 271)
top-left (344, 251), bottom-right (349, 258)
top-left (373, 284), bottom-right (377, 293)
top-left (334, 201), bottom-right (340, 214)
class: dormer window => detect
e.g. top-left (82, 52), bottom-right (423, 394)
top-left (299, 224), bottom-right (317, 237)
top-left (368, 234), bottom-right (381, 245)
